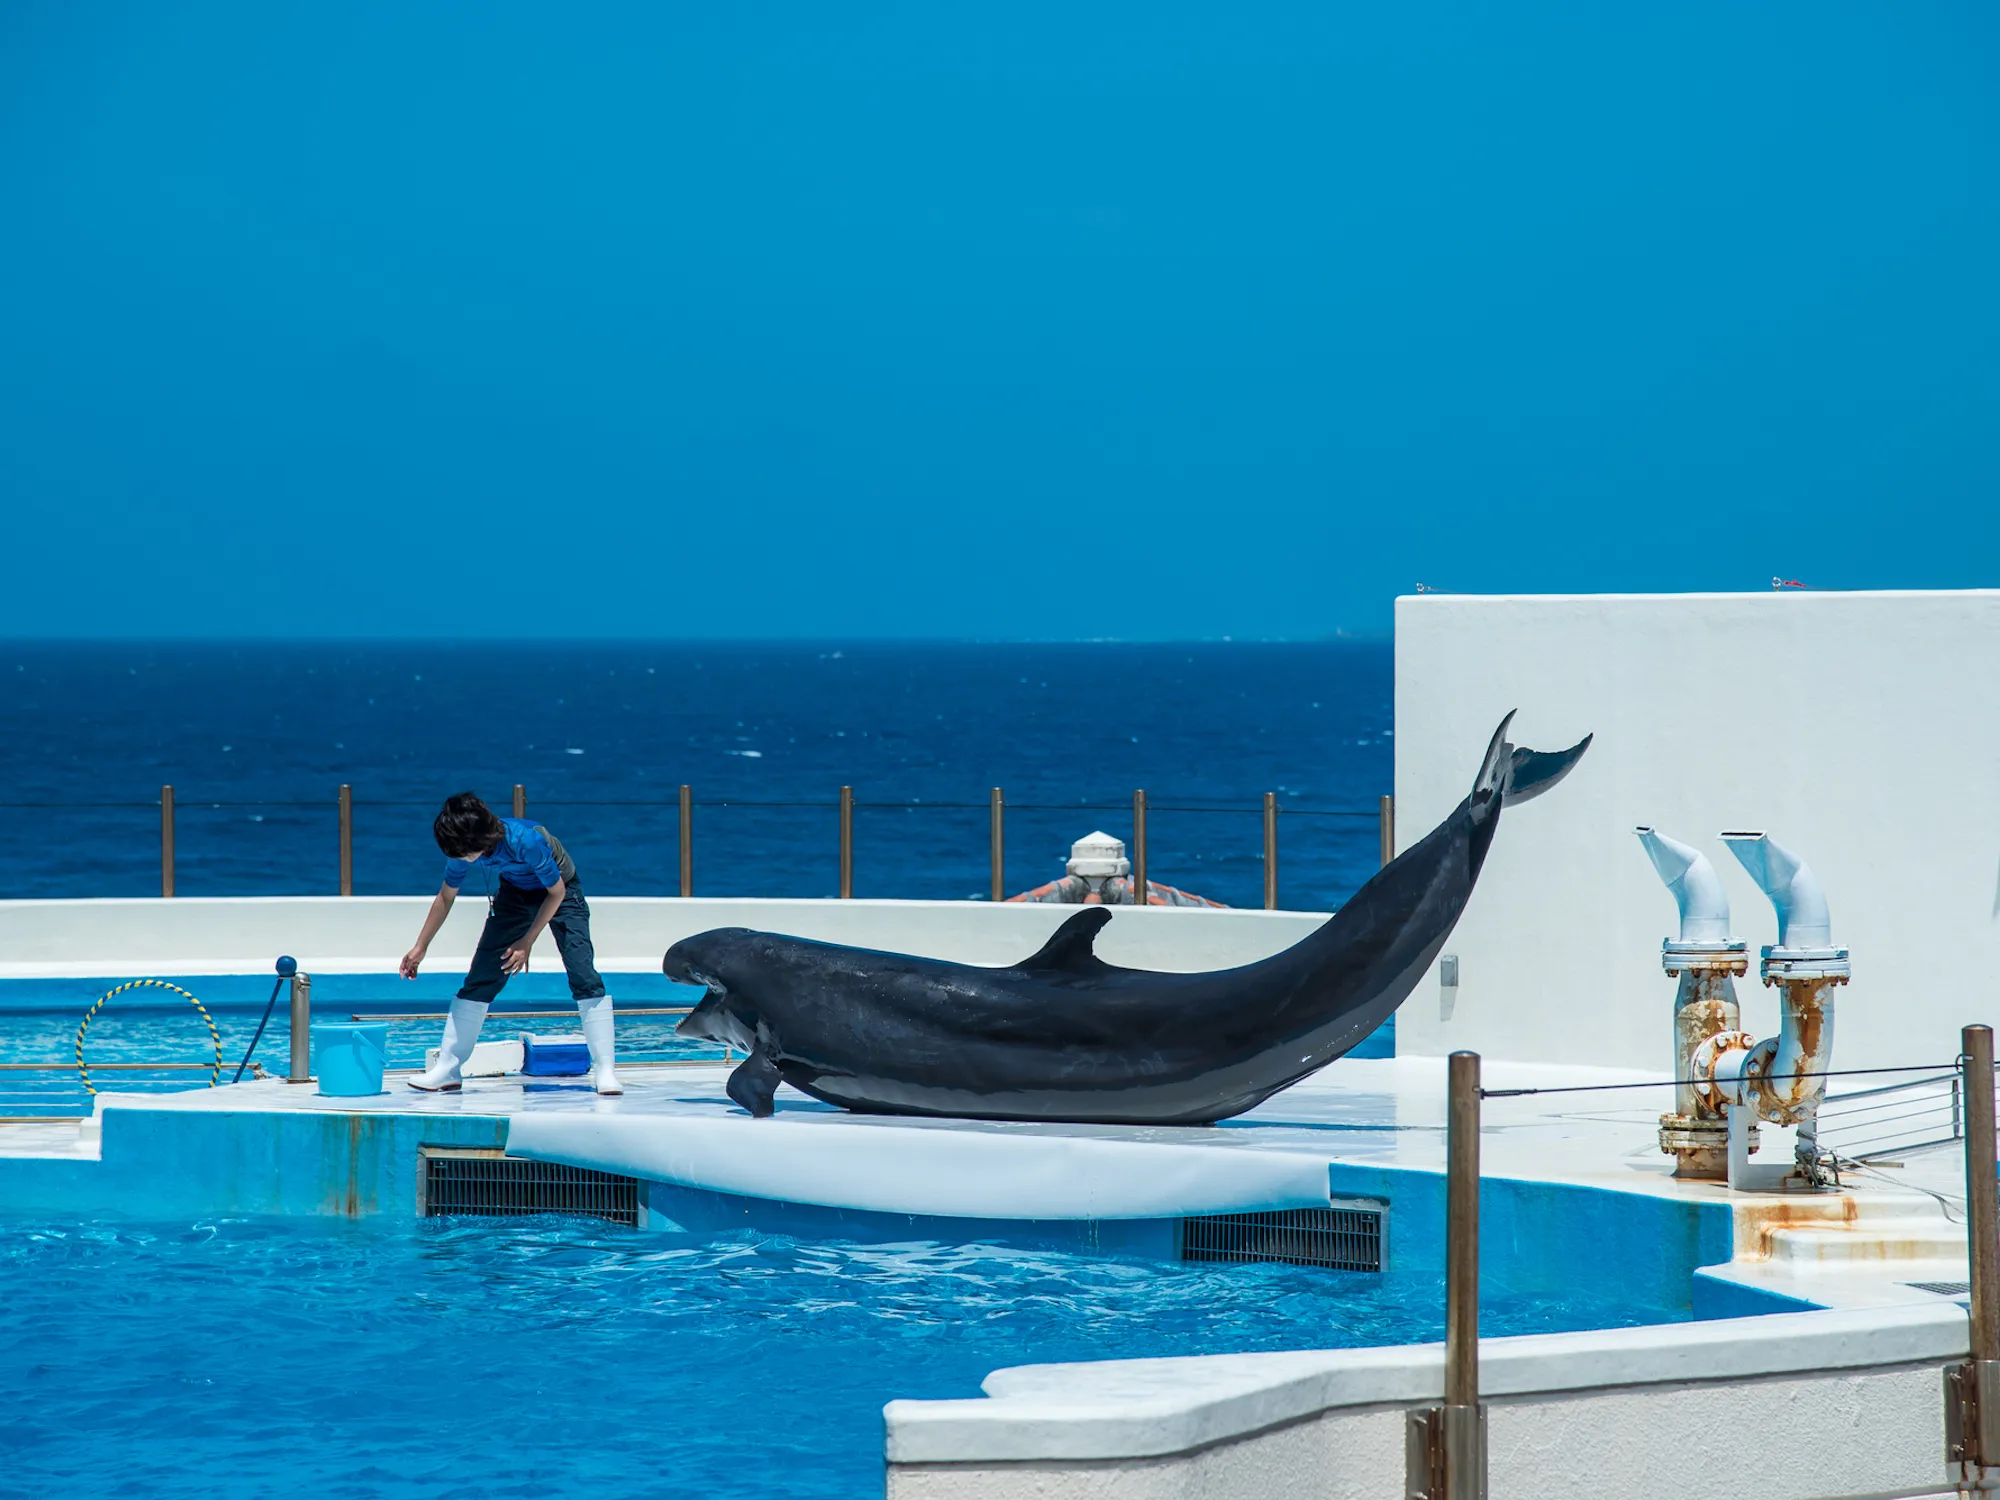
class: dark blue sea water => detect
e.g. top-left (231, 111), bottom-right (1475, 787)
top-left (0, 641), bottom-right (1392, 910)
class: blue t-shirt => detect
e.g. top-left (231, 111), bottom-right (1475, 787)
top-left (444, 819), bottom-right (577, 893)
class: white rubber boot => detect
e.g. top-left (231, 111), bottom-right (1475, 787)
top-left (577, 994), bottom-right (623, 1096)
top-left (408, 998), bottom-right (487, 1092)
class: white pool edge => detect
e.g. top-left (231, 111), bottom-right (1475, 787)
top-left (883, 1300), bottom-right (1968, 1464)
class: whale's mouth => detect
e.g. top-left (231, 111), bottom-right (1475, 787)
top-left (674, 969), bottom-right (755, 1051)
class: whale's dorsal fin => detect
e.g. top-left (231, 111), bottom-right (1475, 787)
top-left (1017, 907), bottom-right (1112, 973)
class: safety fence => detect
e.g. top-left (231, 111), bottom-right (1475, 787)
top-left (1817, 1069), bottom-right (1969, 1164)
top-left (1482, 1060), bottom-right (1996, 1181)
top-left (0, 784), bottom-right (1395, 908)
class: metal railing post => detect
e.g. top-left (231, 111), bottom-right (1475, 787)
top-left (679, 785), bottom-right (693, 897)
top-left (160, 785), bottom-right (175, 898)
top-left (1132, 790), bottom-right (1148, 906)
top-left (512, 784), bottom-right (526, 818)
top-left (337, 784), bottom-right (353, 896)
top-left (1408, 1050), bottom-right (1487, 1499)
top-left (839, 786), bottom-right (854, 898)
top-left (1949, 1024), bottom-right (2000, 1474)
top-left (287, 972), bottom-right (313, 1083)
top-left (1263, 792), bottom-right (1279, 910)
top-left (1380, 793), bottom-right (1396, 868)
top-left (990, 788), bottom-right (1005, 902)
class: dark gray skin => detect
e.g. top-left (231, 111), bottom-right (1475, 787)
top-left (667, 714), bottom-right (1588, 1125)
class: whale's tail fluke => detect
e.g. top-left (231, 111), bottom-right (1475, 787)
top-left (1465, 711), bottom-right (1591, 821)
top-left (1504, 732), bottom-right (1592, 806)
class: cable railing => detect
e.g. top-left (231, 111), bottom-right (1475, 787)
top-left (1817, 1069), bottom-right (1969, 1163)
top-left (0, 783), bottom-right (1398, 909)
top-left (1485, 1059), bottom-right (1994, 1176)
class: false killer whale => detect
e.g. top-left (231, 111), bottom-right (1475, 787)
top-left (667, 713), bottom-right (1588, 1124)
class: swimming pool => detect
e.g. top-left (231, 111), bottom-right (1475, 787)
top-left (4, 1215), bottom-right (1681, 1499)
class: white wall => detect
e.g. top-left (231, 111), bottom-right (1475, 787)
top-left (0, 896), bottom-right (1326, 977)
top-left (885, 1303), bottom-right (1967, 1500)
top-left (1393, 590), bottom-right (2000, 1071)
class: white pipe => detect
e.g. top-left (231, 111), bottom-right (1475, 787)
top-left (1634, 827), bottom-right (1733, 944)
top-left (1719, 831), bottom-right (1833, 949)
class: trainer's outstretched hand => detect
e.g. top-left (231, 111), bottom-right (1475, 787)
top-left (399, 947), bottom-right (424, 980)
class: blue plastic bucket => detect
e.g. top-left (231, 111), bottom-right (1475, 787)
top-left (312, 1022), bottom-right (389, 1097)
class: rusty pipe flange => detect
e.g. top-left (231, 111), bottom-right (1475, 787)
top-left (1663, 940), bottom-right (1749, 977)
top-left (1659, 1113), bottom-right (1752, 1179)
top-left (1759, 945), bottom-right (1850, 984)
top-left (1690, 1029), bottom-right (1757, 1111)
top-left (1658, 1114), bottom-right (1756, 1151)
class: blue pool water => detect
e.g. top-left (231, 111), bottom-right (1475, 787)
top-left (0, 980), bottom-right (728, 1115)
top-left (1, 1216), bottom-right (1683, 1499)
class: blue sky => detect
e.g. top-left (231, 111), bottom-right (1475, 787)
top-left (1, 2), bottom-right (1994, 638)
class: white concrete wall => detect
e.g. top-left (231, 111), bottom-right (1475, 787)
top-left (885, 1303), bottom-right (1968, 1500)
top-left (0, 896), bottom-right (1326, 977)
top-left (1393, 590), bottom-right (2000, 1071)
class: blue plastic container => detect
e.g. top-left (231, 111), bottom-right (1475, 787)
top-left (521, 1032), bottom-right (591, 1077)
top-left (312, 1022), bottom-right (389, 1097)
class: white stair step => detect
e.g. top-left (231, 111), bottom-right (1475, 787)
top-left (1765, 1224), bottom-right (1970, 1266)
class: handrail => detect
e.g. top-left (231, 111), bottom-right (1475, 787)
top-left (3, 782), bottom-right (1397, 910)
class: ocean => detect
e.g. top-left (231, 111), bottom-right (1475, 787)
top-left (0, 641), bottom-right (1392, 911)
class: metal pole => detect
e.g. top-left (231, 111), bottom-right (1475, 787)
top-left (160, 785), bottom-right (175, 899)
top-left (679, 785), bottom-right (693, 897)
top-left (1380, 793), bottom-right (1396, 867)
top-left (1132, 790), bottom-right (1148, 906)
top-left (1967, 1025), bottom-right (1998, 1362)
top-left (1951, 1024), bottom-right (2000, 1472)
top-left (990, 788), bottom-right (1005, 902)
top-left (1446, 1050), bottom-right (1481, 1407)
top-left (1263, 793), bottom-right (1279, 910)
top-left (337, 784), bottom-right (353, 896)
top-left (512, 784), bottom-right (526, 818)
top-left (1408, 1051), bottom-right (1487, 1498)
top-left (287, 972), bottom-right (312, 1083)
top-left (1443, 1049), bottom-right (1486, 1497)
top-left (839, 786), bottom-right (854, 899)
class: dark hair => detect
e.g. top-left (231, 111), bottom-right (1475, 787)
top-left (434, 792), bottom-right (506, 859)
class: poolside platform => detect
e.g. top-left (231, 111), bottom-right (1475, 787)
top-left (0, 1052), bottom-right (1971, 1318)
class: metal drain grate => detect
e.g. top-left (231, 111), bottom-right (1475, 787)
top-left (1907, 1281), bottom-right (1971, 1299)
top-left (422, 1151), bottom-right (638, 1226)
top-left (1179, 1206), bottom-right (1383, 1271)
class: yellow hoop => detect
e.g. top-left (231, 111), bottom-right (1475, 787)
top-left (74, 980), bottom-right (223, 1096)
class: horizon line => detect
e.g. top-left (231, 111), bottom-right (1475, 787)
top-left (0, 633), bottom-right (1393, 647)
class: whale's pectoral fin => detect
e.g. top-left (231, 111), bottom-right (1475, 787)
top-left (1503, 733), bottom-right (1593, 806)
top-left (726, 1045), bottom-right (782, 1118)
top-left (1017, 907), bottom-right (1113, 974)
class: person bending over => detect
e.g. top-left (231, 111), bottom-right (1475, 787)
top-left (399, 792), bottom-right (621, 1095)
